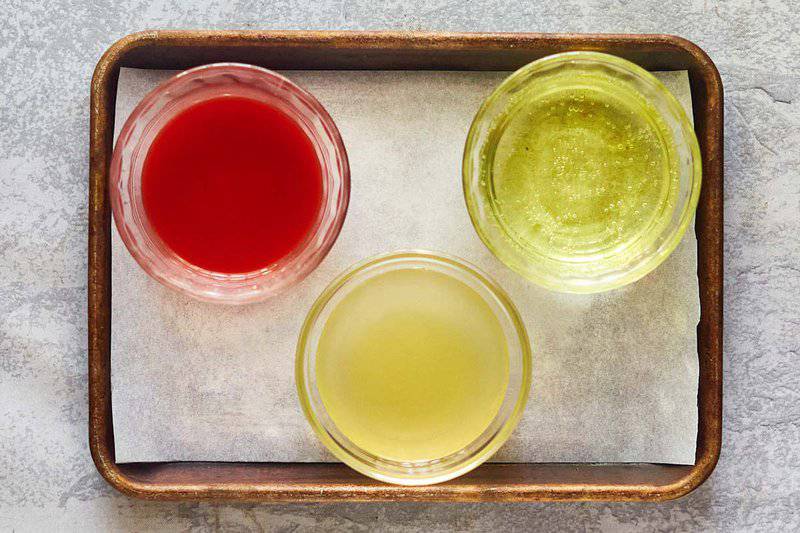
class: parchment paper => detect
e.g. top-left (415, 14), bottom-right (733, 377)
top-left (111, 67), bottom-right (699, 464)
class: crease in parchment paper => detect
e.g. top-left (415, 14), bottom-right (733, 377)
top-left (111, 68), bottom-right (699, 465)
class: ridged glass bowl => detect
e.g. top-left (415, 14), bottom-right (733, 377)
top-left (463, 52), bottom-right (701, 293)
top-left (110, 63), bottom-right (349, 304)
top-left (296, 251), bottom-right (531, 485)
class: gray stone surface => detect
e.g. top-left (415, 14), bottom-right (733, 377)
top-left (0, 0), bottom-right (798, 531)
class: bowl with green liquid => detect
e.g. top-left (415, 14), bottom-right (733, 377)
top-left (463, 52), bottom-right (702, 293)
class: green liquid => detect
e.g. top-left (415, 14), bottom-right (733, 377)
top-left (485, 83), bottom-right (679, 260)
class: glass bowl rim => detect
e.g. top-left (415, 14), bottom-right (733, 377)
top-left (109, 62), bottom-right (350, 304)
top-left (462, 51), bottom-right (702, 294)
top-left (295, 250), bottom-right (532, 485)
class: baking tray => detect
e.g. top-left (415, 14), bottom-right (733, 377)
top-left (89, 30), bottom-right (723, 502)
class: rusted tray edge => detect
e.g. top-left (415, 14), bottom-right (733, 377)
top-left (88, 30), bottom-right (723, 503)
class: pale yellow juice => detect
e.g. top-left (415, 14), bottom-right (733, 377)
top-left (315, 267), bottom-right (509, 463)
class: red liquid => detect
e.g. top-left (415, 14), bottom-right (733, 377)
top-left (141, 96), bottom-right (323, 274)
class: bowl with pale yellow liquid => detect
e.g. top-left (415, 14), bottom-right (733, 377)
top-left (296, 251), bottom-right (530, 485)
top-left (464, 52), bottom-right (702, 293)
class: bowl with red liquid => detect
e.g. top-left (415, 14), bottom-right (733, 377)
top-left (110, 63), bottom-right (350, 304)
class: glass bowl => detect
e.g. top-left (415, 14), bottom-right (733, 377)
top-left (110, 63), bottom-right (349, 304)
top-left (296, 251), bottom-right (531, 485)
top-left (463, 52), bottom-right (701, 293)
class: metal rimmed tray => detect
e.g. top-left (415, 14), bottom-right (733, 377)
top-left (88, 30), bottom-right (723, 502)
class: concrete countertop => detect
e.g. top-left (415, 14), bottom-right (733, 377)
top-left (2, 0), bottom-right (798, 531)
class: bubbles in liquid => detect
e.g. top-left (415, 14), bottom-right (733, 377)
top-left (482, 84), bottom-right (679, 261)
